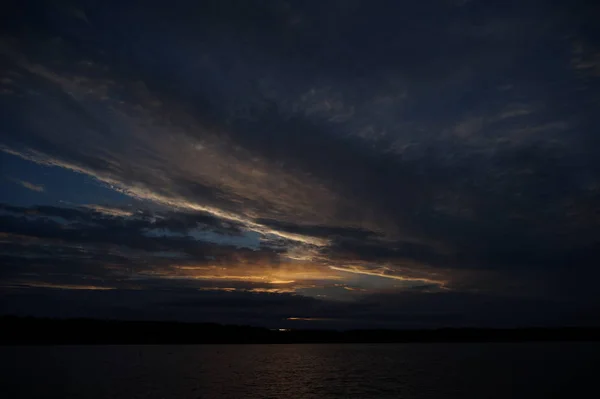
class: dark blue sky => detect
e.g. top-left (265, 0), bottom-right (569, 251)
top-left (1, 0), bottom-right (599, 328)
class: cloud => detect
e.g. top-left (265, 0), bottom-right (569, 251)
top-left (328, 265), bottom-right (446, 286)
top-left (82, 204), bottom-right (133, 217)
top-left (9, 178), bottom-right (44, 192)
top-left (7, 282), bottom-right (115, 291)
top-left (572, 40), bottom-right (600, 77)
top-left (0, 203), bottom-right (347, 297)
top-left (1, 0), bottom-right (600, 326)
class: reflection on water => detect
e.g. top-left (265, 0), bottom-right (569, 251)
top-left (1, 343), bottom-right (597, 398)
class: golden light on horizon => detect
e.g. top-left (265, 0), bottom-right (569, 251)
top-left (168, 263), bottom-right (345, 285)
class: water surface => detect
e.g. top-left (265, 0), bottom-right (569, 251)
top-left (1, 343), bottom-right (597, 398)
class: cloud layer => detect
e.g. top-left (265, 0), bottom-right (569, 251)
top-left (1, 0), bottom-right (599, 327)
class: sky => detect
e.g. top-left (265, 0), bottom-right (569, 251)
top-left (1, 0), bottom-right (599, 329)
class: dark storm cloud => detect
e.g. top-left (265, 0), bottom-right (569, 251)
top-left (0, 203), bottom-right (347, 299)
top-left (0, 204), bottom-right (283, 276)
top-left (0, 203), bottom-right (244, 236)
top-left (1, 0), bottom-right (600, 325)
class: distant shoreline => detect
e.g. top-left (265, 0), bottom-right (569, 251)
top-left (2, 316), bottom-right (599, 345)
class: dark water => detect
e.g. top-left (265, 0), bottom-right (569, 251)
top-left (1, 343), bottom-right (598, 398)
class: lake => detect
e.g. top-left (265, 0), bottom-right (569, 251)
top-left (1, 343), bottom-right (598, 398)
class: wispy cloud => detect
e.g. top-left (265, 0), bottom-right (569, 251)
top-left (4, 281), bottom-right (115, 291)
top-left (82, 204), bottom-right (134, 217)
top-left (9, 177), bottom-right (45, 192)
top-left (1, 146), bottom-right (329, 247)
top-left (328, 266), bottom-right (446, 287)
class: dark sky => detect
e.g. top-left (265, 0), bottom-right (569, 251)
top-left (1, 0), bottom-right (599, 329)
